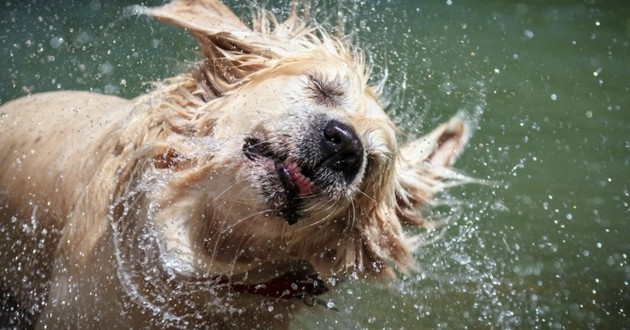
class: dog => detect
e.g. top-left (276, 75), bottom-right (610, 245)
top-left (0, 0), bottom-right (471, 328)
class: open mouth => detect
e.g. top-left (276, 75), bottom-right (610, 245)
top-left (243, 137), bottom-right (316, 223)
top-left (276, 159), bottom-right (315, 196)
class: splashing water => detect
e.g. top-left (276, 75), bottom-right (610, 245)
top-left (1, 0), bottom-right (628, 329)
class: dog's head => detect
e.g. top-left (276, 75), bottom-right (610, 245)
top-left (135, 0), bottom-right (470, 296)
top-left (217, 56), bottom-right (395, 226)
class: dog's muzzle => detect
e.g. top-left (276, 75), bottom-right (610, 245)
top-left (243, 119), bottom-right (364, 224)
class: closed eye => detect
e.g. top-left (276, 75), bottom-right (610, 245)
top-left (307, 74), bottom-right (345, 107)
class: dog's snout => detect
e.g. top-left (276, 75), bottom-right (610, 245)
top-left (321, 120), bottom-right (364, 182)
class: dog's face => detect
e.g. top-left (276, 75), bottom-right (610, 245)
top-left (172, 55), bottom-right (398, 282)
top-left (146, 0), bottom-right (469, 294)
top-left (214, 57), bottom-right (394, 226)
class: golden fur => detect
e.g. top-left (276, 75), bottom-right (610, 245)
top-left (0, 0), bottom-right (471, 328)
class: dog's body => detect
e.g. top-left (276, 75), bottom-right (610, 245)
top-left (0, 0), bottom-right (470, 328)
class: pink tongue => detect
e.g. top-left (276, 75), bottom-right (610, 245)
top-left (283, 160), bottom-right (314, 196)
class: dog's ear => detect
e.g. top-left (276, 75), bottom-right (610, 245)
top-left (149, 0), bottom-right (270, 99)
top-left (149, 0), bottom-right (251, 37)
top-left (401, 115), bottom-right (469, 168)
top-left (395, 115), bottom-right (470, 226)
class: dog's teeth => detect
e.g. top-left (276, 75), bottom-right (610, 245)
top-left (282, 159), bottom-right (314, 196)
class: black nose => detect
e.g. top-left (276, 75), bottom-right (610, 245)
top-left (320, 120), bottom-right (364, 182)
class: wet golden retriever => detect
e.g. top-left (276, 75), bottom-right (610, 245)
top-left (0, 0), bottom-right (470, 328)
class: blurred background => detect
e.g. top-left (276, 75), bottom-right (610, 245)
top-left (1, 0), bottom-right (628, 328)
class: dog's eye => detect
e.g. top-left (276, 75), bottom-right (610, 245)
top-left (307, 74), bottom-right (344, 107)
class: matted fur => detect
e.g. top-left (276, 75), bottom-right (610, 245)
top-left (0, 0), bottom-right (471, 328)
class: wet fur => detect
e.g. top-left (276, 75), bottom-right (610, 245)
top-left (0, 0), bottom-right (471, 328)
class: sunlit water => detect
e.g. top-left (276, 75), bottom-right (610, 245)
top-left (1, 0), bottom-right (628, 328)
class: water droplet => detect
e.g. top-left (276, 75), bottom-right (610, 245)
top-left (50, 36), bottom-right (64, 49)
top-left (99, 63), bottom-right (113, 75)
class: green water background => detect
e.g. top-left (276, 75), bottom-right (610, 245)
top-left (1, 0), bottom-right (628, 328)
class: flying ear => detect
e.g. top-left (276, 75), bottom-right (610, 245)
top-left (148, 0), bottom-right (268, 99)
top-left (147, 0), bottom-right (310, 100)
top-left (148, 0), bottom-right (251, 36)
top-left (395, 115), bottom-right (471, 226)
top-left (401, 115), bottom-right (470, 167)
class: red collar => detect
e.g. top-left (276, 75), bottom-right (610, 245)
top-left (216, 273), bottom-right (328, 299)
top-left (215, 272), bottom-right (340, 310)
